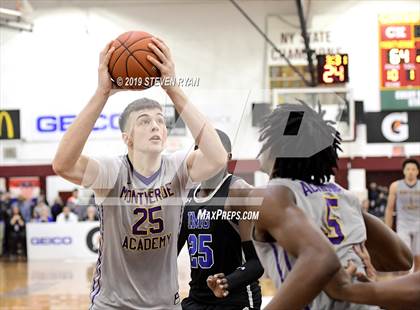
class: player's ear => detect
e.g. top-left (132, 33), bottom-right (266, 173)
top-left (122, 132), bottom-right (133, 147)
top-left (228, 153), bottom-right (232, 161)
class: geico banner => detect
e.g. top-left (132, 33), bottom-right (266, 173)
top-left (22, 104), bottom-right (183, 141)
top-left (24, 110), bottom-right (121, 141)
top-left (364, 111), bottom-right (420, 143)
top-left (26, 222), bottom-right (100, 261)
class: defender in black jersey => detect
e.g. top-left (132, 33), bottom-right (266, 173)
top-left (178, 130), bottom-right (263, 310)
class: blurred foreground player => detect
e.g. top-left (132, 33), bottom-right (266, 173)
top-left (178, 130), bottom-right (263, 310)
top-left (52, 38), bottom-right (227, 309)
top-left (385, 158), bottom-right (420, 272)
top-left (249, 102), bottom-right (418, 310)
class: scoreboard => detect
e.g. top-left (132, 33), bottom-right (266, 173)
top-left (317, 54), bottom-right (349, 85)
top-left (379, 13), bottom-right (420, 110)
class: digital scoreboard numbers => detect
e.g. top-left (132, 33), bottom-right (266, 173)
top-left (317, 54), bottom-right (349, 85)
top-left (379, 13), bottom-right (420, 110)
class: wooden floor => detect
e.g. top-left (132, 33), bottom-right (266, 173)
top-left (0, 258), bottom-right (275, 309)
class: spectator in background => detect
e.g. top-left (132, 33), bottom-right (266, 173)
top-left (20, 196), bottom-right (33, 223)
top-left (83, 205), bottom-right (99, 222)
top-left (56, 205), bottom-right (78, 223)
top-left (66, 188), bottom-right (79, 206)
top-left (35, 207), bottom-right (53, 223)
top-left (1, 192), bottom-right (12, 256)
top-left (32, 202), bottom-right (50, 221)
top-left (368, 182), bottom-right (379, 208)
top-left (51, 196), bottom-right (63, 221)
top-left (8, 205), bottom-right (26, 259)
top-left (72, 203), bottom-right (87, 220)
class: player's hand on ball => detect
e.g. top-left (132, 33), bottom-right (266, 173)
top-left (207, 273), bottom-right (229, 298)
top-left (146, 37), bottom-right (176, 91)
top-left (97, 41), bottom-right (119, 96)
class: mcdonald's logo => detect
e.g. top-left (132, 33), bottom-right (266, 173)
top-left (0, 110), bottom-right (20, 140)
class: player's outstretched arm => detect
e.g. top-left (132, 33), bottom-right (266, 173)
top-left (325, 269), bottom-right (420, 309)
top-left (52, 41), bottom-right (116, 185)
top-left (254, 185), bottom-right (341, 310)
top-left (384, 181), bottom-right (397, 229)
top-left (363, 211), bottom-right (412, 271)
top-left (147, 37), bottom-right (227, 182)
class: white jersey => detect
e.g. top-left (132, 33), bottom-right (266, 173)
top-left (253, 178), bottom-right (378, 310)
top-left (395, 179), bottom-right (420, 231)
top-left (83, 151), bottom-right (191, 309)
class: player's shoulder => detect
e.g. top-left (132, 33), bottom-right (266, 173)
top-left (389, 180), bottom-right (400, 191)
top-left (229, 175), bottom-right (250, 188)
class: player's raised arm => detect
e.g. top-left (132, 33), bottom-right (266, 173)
top-left (363, 211), bottom-right (413, 271)
top-left (147, 37), bottom-right (227, 182)
top-left (254, 185), bottom-right (341, 310)
top-left (384, 181), bottom-right (398, 228)
top-left (52, 41), bottom-right (116, 185)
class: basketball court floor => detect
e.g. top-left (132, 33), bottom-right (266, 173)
top-left (0, 259), bottom-right (276, 309)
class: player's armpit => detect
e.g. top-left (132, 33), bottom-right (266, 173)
top-left (363, 211), bottom-right (413, 271)
top-left (186, 149), bottom-right (226, 182)
top-left (254, 185), bottom-right (341, 310)
top-left (225, 178), bottom-right (254, 212)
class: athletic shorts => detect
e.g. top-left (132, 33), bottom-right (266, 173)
top-left (397, 223), bottom-right (420, 255)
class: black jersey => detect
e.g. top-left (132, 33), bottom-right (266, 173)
top-left (178, 174), bottom-right (261, 308)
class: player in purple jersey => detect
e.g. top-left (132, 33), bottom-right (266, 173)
top-left (248, 102), bottom-right (419, 309)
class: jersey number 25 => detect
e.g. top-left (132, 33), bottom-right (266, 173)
top-left (188, 234), bottom-right (214, 269)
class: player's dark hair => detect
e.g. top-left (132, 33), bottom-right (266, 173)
top-left (194, 129), bottom-right (232, 154)
top-left (119, 98), bottom-right (162, 131)
top-left (258, 101), bottom-right (342, 185)
top-left (402, 158), bottom-right (419, 170)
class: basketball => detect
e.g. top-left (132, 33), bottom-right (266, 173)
top-left (108, 31), bottom-right (161, 90)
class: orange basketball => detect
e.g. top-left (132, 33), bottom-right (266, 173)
top-left (108, 31), bottom-right (161, 90)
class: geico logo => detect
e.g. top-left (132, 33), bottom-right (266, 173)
top-left (36, 114), bottom-right (120, 132)
top-left (31, 236), bottom-right (72, 245)
top-left (384, 26), bottom-right (407, 39)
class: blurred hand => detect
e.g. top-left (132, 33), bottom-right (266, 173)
top-left (207, 273), bottom-right (229, 298)
top-left (147, 37), bottom-right (176, 91)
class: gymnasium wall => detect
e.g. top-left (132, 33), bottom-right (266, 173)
top-left (1, 1), bottom-right (419, 191)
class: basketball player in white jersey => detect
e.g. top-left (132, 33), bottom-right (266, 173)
top-left (248, 102), bottom-right (420, 310)
top-left (52, 39), bottom-right (228, 309)
top-left (385, 158), bottom-right (420, 272)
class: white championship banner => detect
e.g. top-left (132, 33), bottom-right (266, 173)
top-left (26, 222), bottom-right (100, 261)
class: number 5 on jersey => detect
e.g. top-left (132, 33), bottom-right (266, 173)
top-left (323, 195), bottom-right (345, 245)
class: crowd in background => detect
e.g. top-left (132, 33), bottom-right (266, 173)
top-left (0, 183), bottom-right (390, 260)
top-left (362, 182), bottom-right (389, 219)
top-left (0, 189), bottom-right (98, 259)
